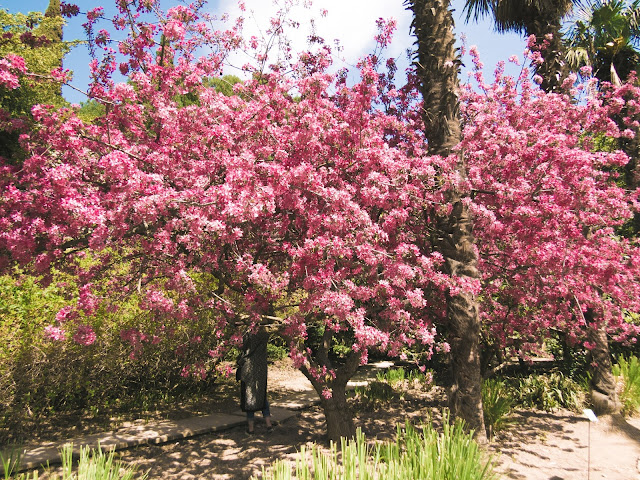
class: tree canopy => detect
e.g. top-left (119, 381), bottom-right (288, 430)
top-left (1, 0), bottom-right (639, 440)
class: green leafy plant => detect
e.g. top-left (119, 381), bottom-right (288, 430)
top-left (1, 443), bottom-right (145, 480)
top-left (257, 411), bottom-right (496, 480)
top-left (354, 381), bottom-right (396, 406)
top-left (375, 367), bottom-right (435, 390)
top-left (482, 378), bottom-right (515, 439)
top-left (377, 368), bottom-right (406, 386)
top-left (613, 355), bottom-right (640, 416)
top-left (1, 446), bottom-right (23, 480)
top-left (509, 372), bottom-right (585, 412)
top-left (1, 270), bottom-right (225, 445)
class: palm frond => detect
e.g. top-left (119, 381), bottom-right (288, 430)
top-left (463, 0), bottom-right (495, 23)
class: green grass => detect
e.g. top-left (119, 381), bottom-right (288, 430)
top-left (257, 411), bottom-right (496, 480)
top-left (482, 378), bottom-right (515, 439)
top-left (1, 443), bottom-right (146, 480)
top-left (613, 355), bottom-right (640, 416)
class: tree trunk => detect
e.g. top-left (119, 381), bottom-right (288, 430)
top-left (408, 0), bottom-right (487, 442)
top-left (320, 383), bottom-right (356, 442)
top-left (301, 333), bottom-right (360, 443)
top-left (527, 17), bottom-right (570, 93)
top-left (585, 309), bottom-right (621, 415)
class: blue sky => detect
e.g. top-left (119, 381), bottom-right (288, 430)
top-left (2, 0), bottom-right (527, 103)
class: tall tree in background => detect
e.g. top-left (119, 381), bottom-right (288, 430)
top-left (0, 1), bottom-right (68, 162)
top-left (406, 0), bottom-right (487, 441)
top-left (464, 0), bottom-right (576, 92)
top-left (565, 0), bottom-right (640, 85)
top-left (44, 0), bottom-right (63, 43)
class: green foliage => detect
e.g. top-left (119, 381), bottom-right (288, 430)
top-left (0, 271), bottom-right (225, 445)
top-left (0, 6), bottom-right (71, 163)
top-left (1, 443), bottom-right (146, 480)
top-left (267, 336), bottom-right (289, 361)
top-left (353, 367), bottom-right (435, 407)
top-left (354, 381), bottom-right (396, 406)
top-left (482, 378), bottom-right (514, 439)
top-left (258, 412), bottom-right (496, 480)
top-left (508, 372), bottom-right (585, 412)
top-left (612, 355), bottom-right (640, 416)
top-left (175, 74), bottom-right (243, 107)
top-left (76, 100), bottom-right (106, 122)
top-left (377, 367), bottom-right (407, 386)
top-left (1, 446), bottom-right (22, 480)
top-left (545, 333), bottom-right (589, 378)
top-left (0, 7), bottom-right (68, 112)
top-left (207, 75), bottom-right (243, 97)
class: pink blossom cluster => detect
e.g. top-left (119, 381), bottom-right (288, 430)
top-left (459, 48), bottom-right (640, 354)
top-left (73, 325), bottom-right (97, 346)
top-left (0, 54), bottom-right (26, 90)
top-left (1, 0), bottom-right (640, 397)
top-left (44, 325), bottom-right (66, 341)
top-left (180, 361), bottom-right (207, 380)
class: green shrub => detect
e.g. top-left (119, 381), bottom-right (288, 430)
top-left (377, 368), bottom-right (406, 386)
top-left (613, 355), bottom-right (640, 416)
top-left (508, 372), bottom-right (584, 412)
top-left (375, 367), bottom-right (435, 390)
top-left (267, 338), bottom-right (289, 361)
top-left (258, 411), bottom-right (496, 480)
top-left (354, 367), bottom-right (435, 407)
top-left (482, 378), bottom-right (514, 439)
top-left (0, 271), bottom-right (224, 445)
top-left (354, 381), bottom-right (396, 406)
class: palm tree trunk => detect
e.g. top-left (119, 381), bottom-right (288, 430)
top-left (408, 0), bottom-right (487, 442)
top-left (526, 17), bottom-right (570, 93)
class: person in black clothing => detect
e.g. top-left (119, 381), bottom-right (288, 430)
top-left (236, 327), bottom-right (273, 434)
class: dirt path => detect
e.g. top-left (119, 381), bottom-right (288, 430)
top-left (492, 410), bottom-right (640, 480)
top-left (18, 362), bottom-right (640, 479)
top-left (114, 364), bottom-right (640, 480)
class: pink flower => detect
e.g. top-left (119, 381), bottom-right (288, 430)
top-left (55, 306), bottom-right (76, 323)
top-left (424, 371), bottom-right (433, 385)
top-left (44, 325), bottom-right (66, 341)
top-left (321, 388), bottom-right (332, 399)
top-left (73, 325), bottom-right (97, 346)
top-left (86, 7), bottom-right (104, 21)
top-left (164, 20), bottom-right (185, 41)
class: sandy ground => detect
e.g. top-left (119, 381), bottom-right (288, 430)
top-left (491, 409), bottom-right (640, 480)
top-left (17, 362), bottom-right (640, 479)
top-left (116, 364), bottom-right (640, 480)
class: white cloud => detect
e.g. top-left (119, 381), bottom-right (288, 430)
top-left (214, 0), bottom-right (414, 75)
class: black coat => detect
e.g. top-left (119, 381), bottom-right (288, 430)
top-left (236, 329), bottom-right (268, 412)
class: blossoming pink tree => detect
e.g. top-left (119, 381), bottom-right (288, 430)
top-left (2, 0), bottom-right (640, 441)
top-left (459, 50), bottom-right (640, 391)
top-left (0, 1), bottom-right (454, 441)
